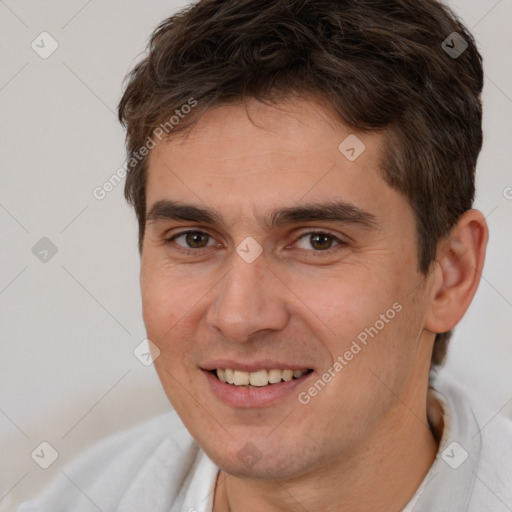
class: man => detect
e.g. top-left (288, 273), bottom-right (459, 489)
top-left (18, 0), bottom-right (512, 510)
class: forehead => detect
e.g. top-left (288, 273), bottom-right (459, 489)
top-left (150, 97), bottom-right (380, 167)
top-left (144, 98), bottom-right (408, 232)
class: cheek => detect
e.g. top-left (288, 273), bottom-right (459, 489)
top-left (140, 266), bottom-right (170, 339)
top-left (294, 266), bottom-right (398, 343)
top-left (140, 259), bottom-right (200, 336)
top-left (140, 260), bottom-right (209, 383)
top-left (300, 261), bottom-right (422, 388)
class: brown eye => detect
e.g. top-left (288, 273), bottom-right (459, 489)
top-left (168, 231), bottom-right (215, 250)
top-left (184, 231), bottom-right (210, 248)
top-left (309, 233), bottom-right (334, 250)
top-left (295, 232), bottom-right (342, 251)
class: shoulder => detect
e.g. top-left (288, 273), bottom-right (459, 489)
top-left (434, 371), bottom-right (512, 511)
top-left (17, 411), bottom-right (200, 512)
top-left (470, 398), bottom-right (512, 510)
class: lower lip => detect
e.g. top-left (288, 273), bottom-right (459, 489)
top-left (203, 370), bottom-right (314, 408)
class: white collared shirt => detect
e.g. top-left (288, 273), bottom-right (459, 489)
top-left (17, 370), bottom-right (512, 512)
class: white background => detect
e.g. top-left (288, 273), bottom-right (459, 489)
top-left (0, 0), bottom-right (511, 509)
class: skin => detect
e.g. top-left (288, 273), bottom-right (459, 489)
top-left (140, 97), bottom-right (488, 511)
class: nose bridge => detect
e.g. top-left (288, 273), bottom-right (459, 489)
top-left (207, 251), bottom-right (289, 342)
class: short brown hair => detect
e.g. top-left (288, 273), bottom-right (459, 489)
top-left (118, 0), bottom-right (484, 368)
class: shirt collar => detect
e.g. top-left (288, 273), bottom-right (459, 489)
top-left (403, 372), bottom-right (482, 511)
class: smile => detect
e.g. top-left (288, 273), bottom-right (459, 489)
top-left (204, 367), bottom-right (315, 408)
top-left (213, 368), bottom-right (313, 387)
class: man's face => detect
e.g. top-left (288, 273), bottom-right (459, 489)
top-left (141, 98), bottom-right (434, 479)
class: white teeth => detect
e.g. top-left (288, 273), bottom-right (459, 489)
top-left (249, 370), bottom-right (268, 387)
top-left (268, 368), bottom-right (283, 384)
top-left (225, 368), bottom-right (235, 384)
top-left (233, 370), bottom-right (249, 386)
top-left (282, 369), bottom-right (293, 382)
top-left (215, 368), bottom-right (309, 386)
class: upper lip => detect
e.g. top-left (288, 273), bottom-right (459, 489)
top-left (202, 360), bottom-right (313, 372)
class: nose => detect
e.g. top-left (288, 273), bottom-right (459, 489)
top-left (206, 250), bottom-right (290, 343)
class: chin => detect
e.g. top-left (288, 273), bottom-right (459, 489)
top-left (206, 442), bottom-right (310, 481)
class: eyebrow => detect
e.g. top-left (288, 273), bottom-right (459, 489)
top-left (146, 199), bottom-right (378, 230)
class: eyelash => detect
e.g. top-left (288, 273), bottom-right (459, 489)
top-left (164, 230), bottom-right (346, 256)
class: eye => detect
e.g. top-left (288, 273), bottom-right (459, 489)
top-left (167, 230), bottom-right (219, 250)
top-left (293, 231), bottom-right (344, 251)
top-left (165, 229), bottom-right (345, 255)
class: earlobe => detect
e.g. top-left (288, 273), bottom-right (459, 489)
top-left (424, 210), bottom-right (489, 335)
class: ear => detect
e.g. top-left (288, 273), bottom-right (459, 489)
top-left (424, 209), bottom-right (489, 335)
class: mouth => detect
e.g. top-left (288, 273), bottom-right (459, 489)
top-left (208, 368), bottom-right (314, 388)
top-left (202, 361), bottom-right (316, 407)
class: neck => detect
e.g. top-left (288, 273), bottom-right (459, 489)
top-left (213, 388), bottom-right (439, 512)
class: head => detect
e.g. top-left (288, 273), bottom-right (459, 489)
top-left (118, 0), bottom-right (487, 481)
